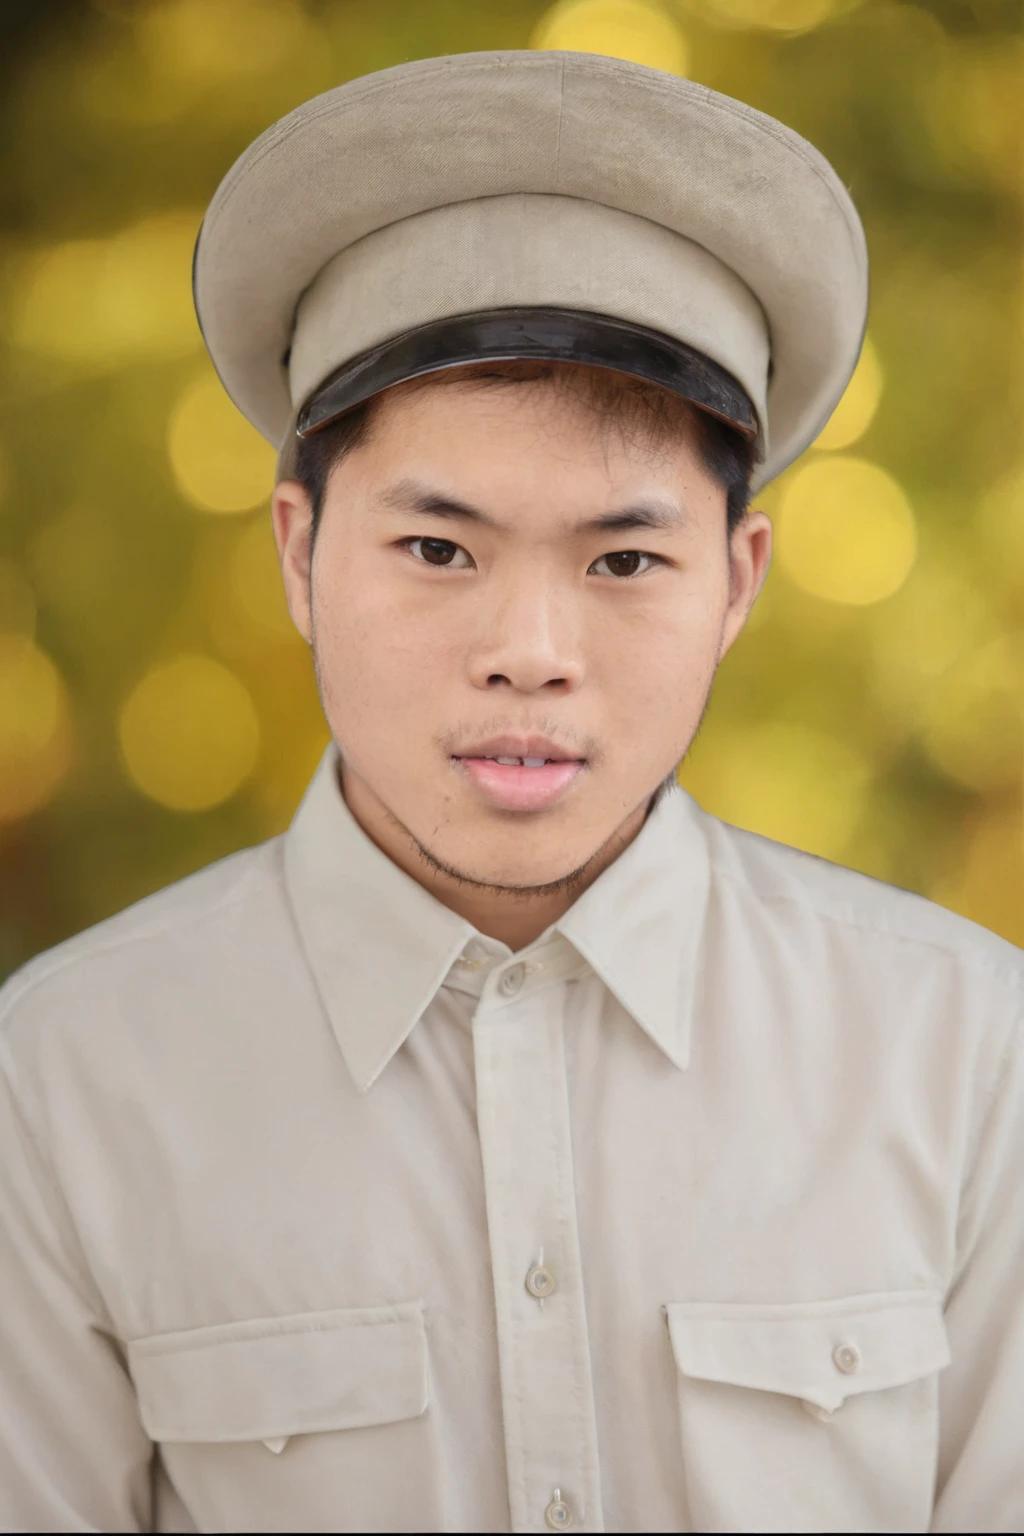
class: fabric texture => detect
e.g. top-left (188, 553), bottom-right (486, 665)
top-left (288, 197), bottom-right (770, 440)
top-left (1, 748), bottom-right (1021, 1532)
top-left (192, 50), bottom-right (868, 492)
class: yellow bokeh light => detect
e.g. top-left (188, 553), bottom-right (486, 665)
top-left (0, 636), bottom-right (73, 823)
top-left (531, 0), bottom-right (689, 74)
top-left (813, 336), bottom-right (884, 452)
top-left (776, 455), bottom-right (916, 606)
top-left (0, 559), bottom-right (37, 639)
top-left (682, 720), bottom-right (872, 859)
top-left (119, 653), bottom-right (260, 812)
top-left (12, 212), bottom-right (202, 368)
top-left (676, 0), bottom-right (860, 32)
top-left (168, 373), bottom-right (277, 514)
top-left (921, 636), bottom-right (1023, 794)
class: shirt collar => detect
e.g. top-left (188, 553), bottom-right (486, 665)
top-left (553, 779), bottom-right (710, 1070)
top-left (284, 748), bottom-right (711, 1090)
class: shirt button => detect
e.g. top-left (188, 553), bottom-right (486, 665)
top-left (525, 1264), bottom-right (556, 1299)
top-left (545, 1492), bottom-right (573, 1530)
top-left (832, 1342), bottom-right (861, 1374)
top-left (498, 962), bottom-right (526, 997)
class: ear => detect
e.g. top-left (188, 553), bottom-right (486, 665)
top-left (270, 479), bottom-right (315, 644)
top-left (718, 508), bottom-right (773, 662)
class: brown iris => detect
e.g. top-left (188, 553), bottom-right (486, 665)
top-left (419, 538), bottom-right (459, 565)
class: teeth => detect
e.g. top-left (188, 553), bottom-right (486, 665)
top-left (522, 757), bottom-right (548, 768)
top-left (494, 756), bottom-right (523, 766)
top-left (489, 756), bottom-right (550, 767)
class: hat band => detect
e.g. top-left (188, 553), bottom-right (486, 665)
top-left (295, 307), bottom-right (759, 441)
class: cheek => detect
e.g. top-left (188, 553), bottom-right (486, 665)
top-left (596, 576), bottom-right (727, 709)
top-left (311, 549), bottom-right (461, 708)
top-left (602, 639), bottom-right (716, 733)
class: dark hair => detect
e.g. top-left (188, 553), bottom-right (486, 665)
top-left (294, 360), bottom-right (759, 541)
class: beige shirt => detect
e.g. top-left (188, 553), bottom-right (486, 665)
top-left (1, 748), bottom-right (1022, 1535)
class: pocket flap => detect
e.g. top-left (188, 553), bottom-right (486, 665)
top-left (127, 1302), bottom-right (428, 1443)
top-left (666, 1291), bottom-right (950, 1414)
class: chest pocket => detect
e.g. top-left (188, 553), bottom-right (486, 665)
top-left (665, 1291), bottom-right (950, 1534)
top-left (128, 1301), bottom-right (428, 1451)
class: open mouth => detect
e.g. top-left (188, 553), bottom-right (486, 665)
top-left (452, 754), bottom-right (586, 812)
top-left (479, 755), bottom-right (561, 767)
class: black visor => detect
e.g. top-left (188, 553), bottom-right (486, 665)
top-left (295, 307), bottom-right (759, 441)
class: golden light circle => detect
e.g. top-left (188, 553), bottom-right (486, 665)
top-left (531, 0), bottom-right (689, 74)
top-left (922, 637), bottom-right (1023, 793)
top-left (813, 336), bottom-right (884, 452)
top-left (776, 455), bottom-right (917, 605)
top-left (119, 653), bottom-right (260, 811)
top-left (168, 372), bottom-right (277, 514)
top-left (0, 636), bottom-right (73, 823)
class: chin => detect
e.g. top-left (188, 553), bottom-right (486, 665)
top-left (432, 823), bottom-right (594, 891)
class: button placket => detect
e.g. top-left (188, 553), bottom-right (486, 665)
top-left (472, 979), bottom-right (604, 1532)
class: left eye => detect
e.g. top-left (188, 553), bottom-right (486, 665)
top-left (589, 551), bottom-right (660, 578)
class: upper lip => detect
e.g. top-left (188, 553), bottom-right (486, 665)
top-left (453, 735), bottom-right (584, 763)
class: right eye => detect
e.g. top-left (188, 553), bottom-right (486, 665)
top-left (403, 537), bottom-right (474, 569)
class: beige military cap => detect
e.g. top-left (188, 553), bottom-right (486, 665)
top-left (193, 50), bottom-right (869, 491)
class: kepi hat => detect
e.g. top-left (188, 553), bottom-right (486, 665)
top-left (193, 50), bottom-right (869, 492)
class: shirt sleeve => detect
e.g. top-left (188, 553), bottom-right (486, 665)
top-left (0, 1033), bottom-right (154, 1533)
top-left (932, 1008), bottom-right (1024, 1532)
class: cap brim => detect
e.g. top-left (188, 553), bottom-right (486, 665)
top-left (296, 307), bottom-right (758, 441)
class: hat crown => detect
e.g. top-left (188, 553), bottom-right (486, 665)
top-left (194, 49), bottom-right (868, 490)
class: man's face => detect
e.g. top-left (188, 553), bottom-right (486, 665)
top-left (274, 376), bottom-right (771, 893)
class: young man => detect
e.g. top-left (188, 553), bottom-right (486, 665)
top-left (0, 50), bottom-right (1021, 1535)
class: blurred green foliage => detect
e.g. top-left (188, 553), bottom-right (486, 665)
top-left (0, 0), bottom-right (1021, 980)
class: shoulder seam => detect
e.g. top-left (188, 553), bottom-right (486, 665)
top-left (709, 855), bottom-right (1024, 997)
top-left (0, 844), bottom-right (282, 1028)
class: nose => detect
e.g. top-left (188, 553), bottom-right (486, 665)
top-left (467, 575), bottom-right (585, 696)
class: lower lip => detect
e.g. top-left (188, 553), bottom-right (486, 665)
top-left (454, 757), bottom-right (585, 812)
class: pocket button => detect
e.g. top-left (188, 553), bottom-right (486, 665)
top-left (832, 1341), bottom-right (861, 1374)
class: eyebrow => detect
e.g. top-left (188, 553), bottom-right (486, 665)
top-left (378, 477), bottom-right (688, 534)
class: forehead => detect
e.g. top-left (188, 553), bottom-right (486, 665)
top-left (331, 374), bottom-right (726, 535)
top-left (369, 363), bottom-right (706, 456)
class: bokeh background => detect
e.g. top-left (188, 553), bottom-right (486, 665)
top-left (0, 0), bottom-right (1021, 980)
